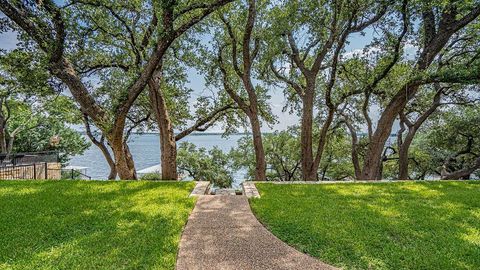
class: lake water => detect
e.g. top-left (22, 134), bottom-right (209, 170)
top-left (69, 133), bottom-right (246, 186)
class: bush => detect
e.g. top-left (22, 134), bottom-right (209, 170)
top-left (140, 172), bottom-right (162, 180)
top-left (177, 142), bottom-right (233, 188)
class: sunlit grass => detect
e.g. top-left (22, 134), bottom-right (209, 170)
top-left (250, 181), bottom-right (480, 270)
top-left (0, 180), bottom-right (196, 270)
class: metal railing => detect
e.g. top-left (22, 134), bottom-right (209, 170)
top-left (0, 162), bottom-right (91, 180)
top-left (59, 168), bottom-right (92, 180)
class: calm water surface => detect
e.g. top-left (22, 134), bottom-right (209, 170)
top-left (69, 133), bottom-right (246, 186)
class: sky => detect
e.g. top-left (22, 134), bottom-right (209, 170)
top-left (0, 14), bottom-right (383, 133)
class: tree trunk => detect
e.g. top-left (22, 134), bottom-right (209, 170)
top-left (398, 88), bottom-right (441, 180)
top-left (377, 159), bottom-right (384, 180)
top-left (249, 114), bottom-right (266, 181)
top-left (359, 7), bottom-right (473, 180)
top-left (312, 107), bottom-right (335, 178)
top-left (216, 0), bottom-right (266, 181)
top-left (398, 130), bottom-right (416, 180)
top-left (0, 128), bottom-right (6, 154)
top-left (90, 139), bottom-right (117, 180)
top-left (301, 89), bottom-right (316, 181)
top-left (242, 75), bottom-right (266, 181)
top-left (83, 116), bottom-right (117, 179)
top-left (99, 142), bottom-right (117, 180)
top-left (160, 130), bottom-right (177, 180)
top-left (344, 118), bottom-right (362, 179)
top-left (123, 141), bottom-right (136, 178)
top-left (0, 113), bottom-right (7, 154)
top-left (148, 78), bottom-right (178, 180)
top-left (109, 136), bottom-right (136, 180)
top-left (441, 157), bottom-right (480, 180)
top-left (361, 90), bottom-right (412, 180)
top-left (6, 134), bottom-right (14, 157)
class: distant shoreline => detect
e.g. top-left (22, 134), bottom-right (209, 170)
top-left (78, 132), bottom-right (258, 136)
top-left (78, 131), bottom-right (397, 137)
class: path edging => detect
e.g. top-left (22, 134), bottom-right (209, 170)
top-left (251, 179), bottom-right (462, 185)
top-left (189, 181), bottom-right (210, 197)
top-left (242, 181), bottom-right (260, 198)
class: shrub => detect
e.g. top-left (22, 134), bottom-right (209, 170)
top-left (140, 172), bottom-right (162, 180)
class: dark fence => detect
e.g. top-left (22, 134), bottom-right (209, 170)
top-left (0, 151), bottom-right (59, 166)
top-left (0, 163), bottom-right (54, 179)
top-left (0, 163), bottom-right (91, 180)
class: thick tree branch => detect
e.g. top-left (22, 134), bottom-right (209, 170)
top-left (220, 14), bottom-right (243, 77)
top-left (175, 103), bottom-right (236, 141)
top-left (269, 62), bottom-right (304, 96)
top-left (217, 46), bottom-right (250, 112)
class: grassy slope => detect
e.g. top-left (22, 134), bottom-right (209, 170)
top-left (0, 180), bottom-right (196, 270)
top-left (250, 181), bottom-right (480, 270)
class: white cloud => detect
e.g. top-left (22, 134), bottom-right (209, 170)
top-left (342, 40), bottom-right (419, 61)
top-left (342, 46), bottom-right (382, 60)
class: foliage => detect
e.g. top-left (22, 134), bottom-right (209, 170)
top-left (0, 180), bottom-right (196, 269)
top-left (140, 173), bottom-right (163, 181)
top-left (231, 129), bottom-right (301, 181)
top-left (0, 0), bottom-right (236, 179)
top-left (251, 181), bottom-right (480, 270)
top-left (177, 142), bottom-right (233, 188)
top-left (232, 128), bottom-right (358, 181)
top-left (319, 130), bottom-right (356, 181)
top-left (413, 106), bottom-right (480, 178)
top-left (11, 106), bottom-right (90, 163)
top-left (1, 0), bottom-right (480, 181)
top-left (0, 50), bottom-right (89, 163)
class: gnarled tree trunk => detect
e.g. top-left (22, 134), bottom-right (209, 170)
top-left (0, 125), bottom-right (7, 154)
top-left (398, 85), bottom-right (442, 180)
top-left (148, 77), bottom-right (178, 180)
top-left (441, 157), bottom-right (480, 180)
top-left (84, 115), bottom-right (117, 179)
top-left (249, 113), bottom-right (266, 181)
top-left (360, 5), bottom-right (480, 180)
top-left (0, 99), bottom-right (7, 154)
top-left (343, 115), bottom-right (362, 179)
top-left (217, 0), bottom-right (267, 181)
top-left (397, 135), bottom-right (411, 180)
top-left (109, 133), bottom-right (136, 180)
top-left (300, 90), bottom-right (316, 181)
top-left (101, 143), bottom-right (117, 180)
top-left (0, 0), bottom-right (233, 180)
top-left (311, 107), bottom-right (335, 180)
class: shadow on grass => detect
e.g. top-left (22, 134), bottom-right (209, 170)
top-left (0, 180), bottom-right (196, 270)
top-left (251, 181), bottom-right (480, 270)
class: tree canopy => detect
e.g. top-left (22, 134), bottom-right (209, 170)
top-left (1, 0), bottom-right (479, 182)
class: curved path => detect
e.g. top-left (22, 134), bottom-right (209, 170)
top-left (176, 195), bottom-right (337, 270)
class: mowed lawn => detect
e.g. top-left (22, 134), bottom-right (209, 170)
top-left (0, 180), bottom-right (196, 270)
top-left (250, 181), bottom-right (480, 270)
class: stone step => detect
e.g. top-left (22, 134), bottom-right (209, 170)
top-left (242, 182), bottom-right (260, 198)
top-left (213, 188), bottom-right (237, 196)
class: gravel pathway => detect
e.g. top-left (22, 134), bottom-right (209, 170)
top-left (176, 195), bottom-right (337, 270)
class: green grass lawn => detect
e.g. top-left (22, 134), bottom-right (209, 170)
top-left (250, 181), bottom-right (480, 270)
top-left (0, 180), bottom-right (196, 270)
